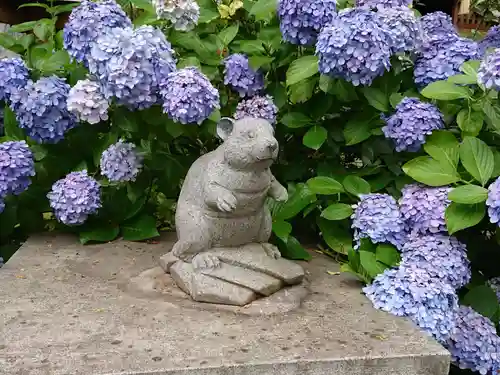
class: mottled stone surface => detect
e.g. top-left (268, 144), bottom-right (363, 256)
top-left (0, 233), bottom-right (450, 375)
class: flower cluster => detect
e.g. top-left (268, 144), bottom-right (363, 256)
top-left (277, 0), bottom-right (337, 46)
top-left (401, 235), bottom-right (470, 289)
top-left (47, 170), bottom-right (101, 226)
top-left (363, 264), bottom-right (458, 343)
top-left (478, 25), bottom-right (500, 57)
top-left (377, 7), bottom-right (421, 54)
top-left (488, 277), bottom-right (500, 302)
top-left (356, 0), bottom-right (412, 10)
top-left (478, 48), bottom-right (500, 91)
top-left (382, 98), bottom-right (444, 152)
top-left (223, 54), bottom-right (264, 97)
top-left (351, 193), bottom-right (407, 249)
top-left (316, 8), bottom-right (391, 86)
top-left (445, 306), bottom-right (500, 374)
top-left (234, 95), bottom-right (278, 125)
top-left (152, 0), bottom-right (200, 31)
top-left (100, 141), bottom-right (143, 182)
top-left (63, 0), bottom-right (132, 66)
top-left (0, 58), bottom-right (29, 103)
top-left (9, 76), bottom-right (77, 144)
top-left (399, 184), bottom-right (450, 235)
top-left (419, 11), bottom-right (457, 39)
top-left (486, 177), bottom-right (500, 224)
top-left (67, 79), bottom-right (109, 124)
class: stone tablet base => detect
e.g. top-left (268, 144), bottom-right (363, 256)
top-left (0, 233), bottom-right (450, 375)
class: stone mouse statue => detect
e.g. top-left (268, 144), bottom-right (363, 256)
top-left (171, 116), bottom-right (288, 270)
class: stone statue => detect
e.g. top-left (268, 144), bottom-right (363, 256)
top-left (159, 117), bottom-right (305, 306)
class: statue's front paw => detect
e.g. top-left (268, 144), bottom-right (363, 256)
top-left (262, 243), bottom-right (281, 259)
top-left (192, 253), bottom-right (221, 270)
top-left (274, 187), bottom-right (288, 202)
top-left (216, 192), bottom-right (237, 212)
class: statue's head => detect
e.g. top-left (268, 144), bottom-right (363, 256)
top-left (217, 117), bottom-right (278, 170)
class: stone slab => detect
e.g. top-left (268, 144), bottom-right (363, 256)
top-left (0, 233), bottom-right (450, 375)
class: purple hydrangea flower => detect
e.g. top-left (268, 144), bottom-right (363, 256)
top-left (9, 76), bottom-right (77, 144)
top-left (399, 184), bottom-right (450, 234)
top-left (363, 264), bottom-right (458, 343)
top-left (100, 140), bottom-right (143, 182)
top-left (478, 48), bottom-right (500, 90)
top-left (0, 199), bottom-right (4, 213)
top-left (234, 95), bottom-right (278, 125)
top-left (223, 54), bottom-right (264, 97)
top-left (0, 58), bottom-right (29, 103)
top-left (88, 25), bottom-right (176, 110)
top-left (316, 8), bottom-right (392, 86)
top-left (351, 193), bottom-right (407, 250)
top-left (47, 170), bottom-right (101, 226)
top-left (419, 11), bottom-right (457, 40)
top-left (356, 0), bottom-right (412, 10)
top-left (67, 78), bottom-right (109, 124)
top-left (160, 67), bottom-right (220, 124)
top-left (377, 7), bottom-right (421, 53)
top-left (152, 0), bottom-right (200, 31)
top-left (487, 177), bottom-right (500, 224)
top-left (478, 25), bottom-right (500, 57)
top-left (63, 0), bottom-right (132, 66)
top-left (277, 0), bottom-right (337, 46)
top-left (400, 234), bottom-right (470, 289)
top-left (488, 277), bottom-right (500, 302)
top-left (445, 306), bottom-right (500, 374)
top-left (0, 141), bottom-right (35, 200)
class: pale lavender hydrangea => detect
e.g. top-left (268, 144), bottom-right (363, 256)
top-left (234, 95), bottom-right (278, 125)
top-left (152, 0), bottom-right (200, 31)
top-left (382, 98), bottom-right (444, 152)
top-left (363, 264), bottom-right (458, 343)
top-left (419, 11), bottom-right (457, 39)
top-left (478, 48), bottom-right (500, 90)
top-left (316, 8), bottom-right (391, 86)
top-left (351, 193), bottom-right (407, 250)
top-left (377, 7), bottom-right (421, 53)
top-left (399, 184), bottom-right (450, 234)
top-left (356, 0), bottom-right (412, 10)
top-left (160, 67), bottom-right (220, 124)
top-left (0, 58), bottom-right (29, 103)
top-left (486, 177), bottom-right (500, 224)
top-left (67, 79), bottom-right (109, 124)
top-left (47, 170), bottom-right (101, 226)
top-left (0, 141), bottom-right (35, 203)
top-left (223, 54), bottom-right (264, 97)
top-left (401, 234), bottom-right (470, 289)
top-left (479, 25), bottom-right (500, 56)
top-left (100, 140), bottom-right (143, 182)
top-left (277, 0), bottom-right (337, 46)
top-left (63, 0), bottom-right (132, 66)
top-left (445, 306), bottom-right (500, 374)
top-left (9, 76), bottom-right (77, 144)
top-left (88, 25), bottom-right (176, 110)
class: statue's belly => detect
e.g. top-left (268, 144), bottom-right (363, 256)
top-left (208, 210), bottom-right (265, 247)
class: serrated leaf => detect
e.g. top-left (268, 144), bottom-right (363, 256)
top-left (121, 214), bottom-right (159, 241)
top-left (307, 176), bottom-right (344, 195)
top-left (423, 131), bottom-right (460, 170)
top-left (460, 60), bottom-right (481, 77)
top-left (403, 156), bottom-right (460, 186)
top-left (459, 136), bottom-right (494, 186)
top-left (303, 125), bottom-right (327, 150)
top-left (288, 77), bottom-right (316, 104)
top-left (286, 55), bottom-right (318, 86)
top-left (362, 87), bottom-right (389, 112)
top-left (249, 0), bottom-right (277, 21)
top-left (321, 203), bottom-right (353, 220)
top-left (80, 225), bottom-right (120, 245)
top-left (421, 80), bottom-right (471, 100)
top-left (218, 24), bottom-right (239, 45)
top-left (344, 118), bottom-right (371, 146)
top-left (280, 112), bottom-right (311, 128)
top-left (248, 55), bottom-right (274, 70)
top-left (343, 175), bottom-right (371, 196)
top-left (448, 74), bottom-right (477, 85)
top-left (9, 21), bottom-right (37, 33)
top-left (445, 202), bottom-right (485, 234)
top-left (448, 185), bottom-right (488, 204)
top-left (456, 109), bottom-right (484, 137)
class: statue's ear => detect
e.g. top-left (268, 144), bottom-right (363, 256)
top-left (217, 117), bottom-right (234, 141)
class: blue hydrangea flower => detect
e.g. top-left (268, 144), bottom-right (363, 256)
top-left (399, 184), bottom-right (450, 235)
top-left (152, 0), bottom-right (200, 31)
top-left (419, 11), bottom-right (457, 39)
top-left (486, 177), bottom-right (500, 224)
top-left (223, 54), bottom-right (264, 97)
top-left (478, 48), bottom-right (500, 91)
top-left (401, 234), bottom-right (470, 289)
top-left (356, 0), bottom-right (412, 10)
top-left (377, 7), bottom-right (421, 53)
top-left (363, 264), bottom-right (458, 343)
top-left (47, 170), bottom-right (101, 226)
top-left (88, 25), bottom-right (176, 110)
top-left (67, 78), bottom-right (109, 124)
top-left (445, 305), bottom-right (500, 374)
top-left (100, 140), bottom-right (143, 182)
top-left (0, 199), bottom-right (4, 214)
top-left (0, 58), bottom-right (29, 103)
top-left (277, 0), bottom-right (337, 46)
top-left (63, 0), bottom-right (132, 66)
top-left (488, 277), bottom-right (500, 302)
top-left (234, 95), bottom-right (278, 125)
top-left (9, 76), bottom-right (77, 144)
top-left (160, 67), bottom-right (220, 124)
top-left (316, 8), bottom-right (392, 86)
top-left (351, 193), bottom-right (407, 250)
top-left (0, 140), bottom-right (35, 199)
top-left (478, 25), bottom-right (500, 57)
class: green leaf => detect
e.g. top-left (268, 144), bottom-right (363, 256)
top-left (459, 136), bottom-right (494, 185)
top-left (9, 21), bottom-right (37, 33)
top-left (463, 285), bottom-right (499, 319)
top-left (461, 60), bottom-right (480, 77)
top-left (288, 77), bottom-right (316, 104)
top-left (344, 118), bottom-right (372, 146)
top-left (343, 175), bottom-right (371, 196)
top-left (457, 109), bottom-right (484, 137)
top-left (423, 131), bottom-right (460, 170)
top-left (362, 87), bottom-right (389, 112)
top-left (421, 80), bottom-right (471, 100)
top-left (235, 40), bottom-right (265, 55)
top-left (403, 156), bottom-right (460, 186)
top-left (177, 56), bottom-right (201, 69)
top-left (278, 235), bottom-right (312, 261)
top-left (280, 112), bottom-right (311, 128)
top-left (376, 244), bottom-right (401, 267)
top-left (448, 185), bottom-right (488, 204)
top-left (319, 75), bottom-right (335, 94)
top-left (318, 219), bottom-right (352, 255)
top-left (33, 19), bottom-right (54, 41)
top-left (389, 93), bottom-right (404, 108)
top-left (51, 3), bottom-right (80, 15)
top-left (79, 225), bottom-right (120, 245)
top-left (303, 125), bottom-right (327, 150)
top-left (482, 100), bottom-right (500, 130)
top-left (286, 55), bottom-right (319, 87)
top-left (321, 203), bottom-right (353, 220)
top-left (121, 214), bottom-right (160, 241)
top-left (130, 0), bottom-right (154, 10)
top-left (199, 7), bottom-right (219, 23)
top-left (40, 50), bottom-right (70, 72)
top-left (445, 202), bottom-right (485, 234)
top-left (359, 251), bottom-right (388, 278)
top-left (307, 176), bottom-right (344, 195)
top-left (448, 74), bottom-right (477, 85)
top-left (218, 24), bottom-right (239, 46)
top-left (274, 184), bottom-right (317, 220)
top-left (249, 0), bottom-right (277, 21)
top-left (248, 55), bottom-right (274, 70)
top-left (493, 150), bottom-right (500, 178)
top-left (3, 106), bottom-right (24, 141)
top-left (18, 2), bottom-right (49, 9)
top-left (113, 107), bottom-right (139, 132)
top-left (272, 220), bottom-right (292, 241)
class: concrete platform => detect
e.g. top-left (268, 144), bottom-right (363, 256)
top-left (0, 233), bottom-right (450, 375)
